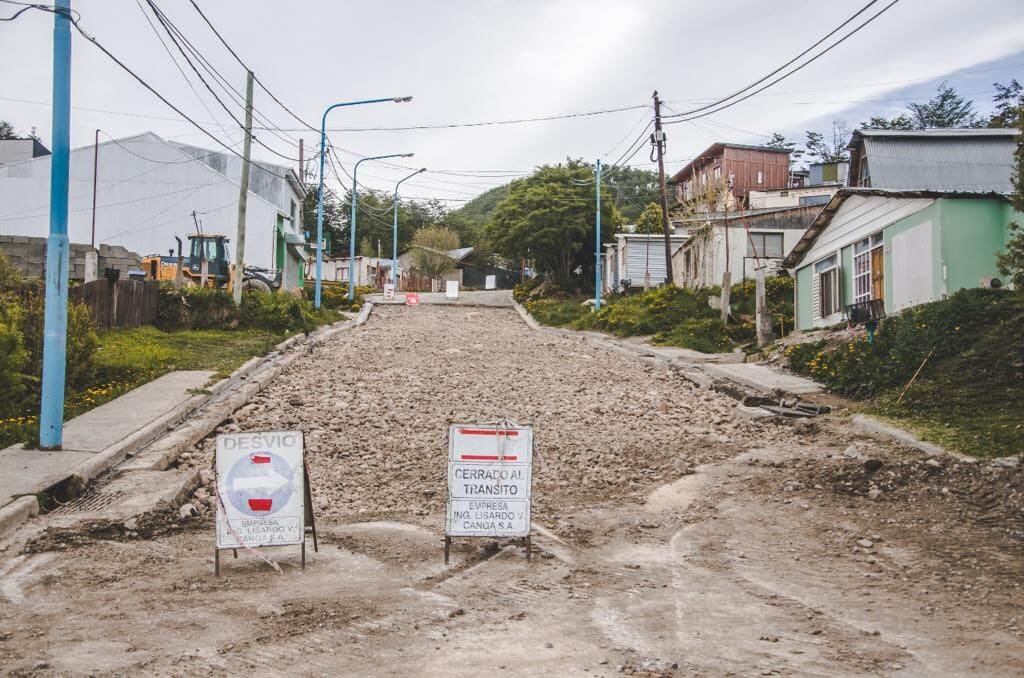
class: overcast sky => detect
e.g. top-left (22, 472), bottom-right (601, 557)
top-left (1, 0), bottom-right (1023, 205)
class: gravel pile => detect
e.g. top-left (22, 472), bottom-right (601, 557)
top-left (184, 305), bottom-right (801, 521)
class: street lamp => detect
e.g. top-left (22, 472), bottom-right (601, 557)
top-left (314, 95), bottom-right (412, 309)
top-left (392, 168), bottom-right (426, 290)
top-left (349, 153), bottom-right (414, 300)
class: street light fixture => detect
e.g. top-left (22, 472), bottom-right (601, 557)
top-left (392, 167), bottom-right (427, 290)
top-left (349, 153), bottom-right (415, 300)
top-left (314, 96), bottom-right (413, 309)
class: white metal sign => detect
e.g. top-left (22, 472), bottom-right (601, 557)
top-left (383, 283), bottom-right (395, 300)
top-left (445, 280), bottom-right (459, 299)
top-left (446, 424), bottom-right (533, 537)
top-left (484, 274), bottom-right (497, 290)
top-left (216, 431), bottom-right (305, 549)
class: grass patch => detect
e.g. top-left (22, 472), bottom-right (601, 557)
top-left (0, 326), bottom-right (290, 449)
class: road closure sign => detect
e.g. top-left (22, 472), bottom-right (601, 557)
top-left (216, 431), bottom-right (305, 549)
top-left (446, 423), bottom-right (533, 538)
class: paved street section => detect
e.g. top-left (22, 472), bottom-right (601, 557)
top-left (1, 307), bottom-right (1021, 676)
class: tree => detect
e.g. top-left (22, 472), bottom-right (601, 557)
top-left (907, 81), bottom-right (982, 129)
top-left (411, 226), bottom-right (460, 280)
top-left (0, 120), bottom-right (14, 140)
top-left (602, 166), bottom-right (659, 222)
top-left (489, 159), bottom-right (620, 285)
top-left (860, 114), bottom-right (914, 130)
top-left (989, 79), bottom-right (1023, 129)
top-left (996, 113), bottom-right (1024, 288)
top-left (634, 202), bottom-right (664, 234)
top-left (301, 186), bottom-right (344, 256)
top-left (766, 132), bottom-right (804, 168)
top-left (805, 121), bottom-right (851, 163)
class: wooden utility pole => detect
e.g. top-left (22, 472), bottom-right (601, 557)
top-left (755, 268), bottom-right (774, 346)
top-left (720, 187), bottom-right (731, 323)
top-left (652, 91), bottom-right (674, 285)
top-left (233, 70), bottom-right (254, 304)
top-left (298, 138), bottom-right (304, 186)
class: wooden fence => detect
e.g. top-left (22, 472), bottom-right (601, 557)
top-left (69, 279), bottom-right (159, 329)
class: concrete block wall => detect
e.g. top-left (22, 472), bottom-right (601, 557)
top-left (0, 235), bottom-right (142, 280)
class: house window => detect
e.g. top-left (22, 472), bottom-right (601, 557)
top-left (714, 166), bottom-right (721, 180)
top-left (814, 255), bottom-right (840, 318)
top-left (852, 233), bottom-right (884, 303)
top-left (747, 232), bottom-right (785, 258)
top-left (757, 170), bottom-right (764, 185)
top-left (799, 194), bottom-right (830, 206)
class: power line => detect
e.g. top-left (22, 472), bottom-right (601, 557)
top-left (269, 103), bottom-right (651, 133)
top-left (665, 0), bottom-right (903, 124)
top-left (69, 17), bottom-right (293, 180)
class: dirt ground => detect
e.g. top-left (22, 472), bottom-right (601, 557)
top-left (1, 305), bottom-right (1022, 676)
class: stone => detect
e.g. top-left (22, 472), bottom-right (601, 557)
top-left (857, 539), bottom-right (874, 549)
top-left (843, 445), bottom-right (861, 459)
top-left (122, 517), bottom-right (139, 531)
top-left (178, 503), bottom-right (199, 519)
top-left (925, 458), bottom-right (942, 468)
top-left (867, 488), bottom-right (883, 501)
top-left (544, 642), bottom-right (554, 649)
top-left (994, 457), bottom-right (1020, 468)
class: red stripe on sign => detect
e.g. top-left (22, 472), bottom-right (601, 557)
top-left (459, 454), bottom-right (519, 461)
top-left (248, 498), bottom-right (273, 511)
top-left (458, 429), bottom-right (519, 436)
top-left (251, 454), bottom-right (271, 464)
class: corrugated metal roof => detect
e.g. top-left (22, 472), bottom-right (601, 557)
top-left (848, 129), bottom-right (1017, 194)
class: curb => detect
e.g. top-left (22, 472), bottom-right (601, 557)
top-left (851, 414), bottom-right (974, 462)
top-left (0, 496), bottom-right (40, 538)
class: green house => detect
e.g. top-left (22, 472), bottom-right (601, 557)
top-left (784, 189), bottom-right (1019, 331)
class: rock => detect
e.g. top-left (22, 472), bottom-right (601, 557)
top-left (544, 642), bottom-right (554, 649)
top-left (925, 458), bottom-right (942, 468)
top-left (843, 445), bottom-right (861, 459)
top-left (857, 538), bottom-right (874, 549)
top-left (867, 488), bottom-right (883, 500)
top-left (994, 457), bottom-right (1020, 468)
top-left (199, 469), bottom-right (215, 485)
top-left (863, 459), bottom-right (883, 474)
top-left (178, 503), bottom-right (199, 519)
top-left (448, 608), bottom-right (465, 618)
top-left (122, 517), bottom-right (139, 531)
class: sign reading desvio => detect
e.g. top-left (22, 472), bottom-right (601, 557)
top-left (216, 431), bottom-right (304, 549)
top-left (446, 424), bottom-right (533, 538)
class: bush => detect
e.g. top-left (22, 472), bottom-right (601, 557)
top-left (787, 288), bottom-right (1023, 399)
top-left (730, 275), bottom-right (794, 337)
top-left (239, 290), bottom-right (320, 334)
top-left (575, 285), bottom-right (717, 336)
top-left (0, 306), bottom-right (27, 418)
top-left (523, 298), bottom-right (590, 326)
top-left (306, 283), bottom-right (373, 312)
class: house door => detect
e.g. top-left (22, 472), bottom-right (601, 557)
top-left (871, 247), bottom-right (884, 300)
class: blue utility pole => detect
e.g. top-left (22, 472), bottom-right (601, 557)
top-left (39, 0), bottom-right (73, 449)
top-left (314, 96), bottom-right (412, 309)
top-left (392, 168), bottom-right (426, 289)
top-left (348, 153), bottom-right (414, 300)
top-left (594, 159), bottom-right (602, 310)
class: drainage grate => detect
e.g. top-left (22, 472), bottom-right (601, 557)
top-left (49, 490), bottom-right (125, 515)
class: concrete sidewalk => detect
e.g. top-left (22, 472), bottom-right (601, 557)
top-left (0, 370), bottom-right (213, 510)
top-left (366, 290), bottom-right (514, 307)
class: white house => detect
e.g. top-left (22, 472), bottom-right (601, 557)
top-left (670, 205), bottom-right (820, 288)
top-left (0, 132), bottom-right (307, 289)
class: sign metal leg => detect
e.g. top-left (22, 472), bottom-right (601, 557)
top-left (526, 534), bottom-right (532, 562)
top-left (301, 541), bottom-right (306, 570)
top-left (444, 536), bottom-right (451, 565)
top-left (214, 549), bottom-right (220, 577)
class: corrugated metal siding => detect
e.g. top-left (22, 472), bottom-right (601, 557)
top-left (865, 137), bottom-right (1014, 193)
top-left (625, 240), bottom-right (673, 285)
top-left (800, 195), bottom-right (933, 268)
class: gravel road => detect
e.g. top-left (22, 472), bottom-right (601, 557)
top-left (2, 304), bottom-right (1022, 676)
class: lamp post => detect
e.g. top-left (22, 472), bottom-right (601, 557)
top-left (392, 168), bottom-right (426, 290)
top-left (594, 159), bottom-right (602, 310)
top-left (39, 0), bottom-right (72, 449)
top-left (315, 96), bottom-right (412, 309)
top-left (349, 153), bottom-right (414, 300)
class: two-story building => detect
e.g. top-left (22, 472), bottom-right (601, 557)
top-left (670, 142), bottom-right (792, 209)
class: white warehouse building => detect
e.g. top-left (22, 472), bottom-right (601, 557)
top-left (0, 132), bottom-right (307, 289)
